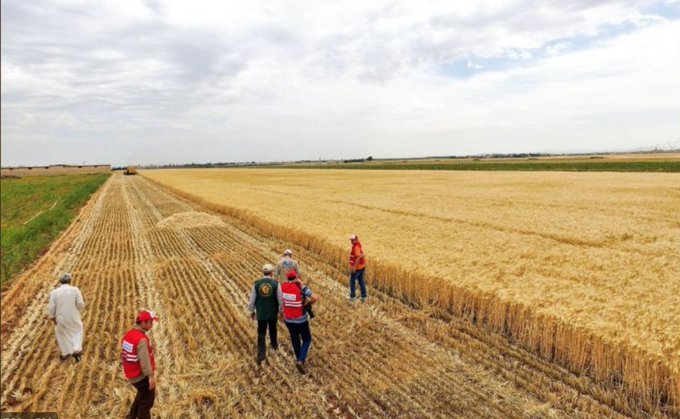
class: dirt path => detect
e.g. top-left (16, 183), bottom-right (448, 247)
top-left (1, 173), bottom-right (654, 418)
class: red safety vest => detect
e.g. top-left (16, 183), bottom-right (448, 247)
top-left (281, 282), bottom-right (304, 320)
top-left (121, 328), bottom-right (155, 380)
top-left (349, 241), bottom-right (366, 270)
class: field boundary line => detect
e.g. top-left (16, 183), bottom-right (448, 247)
top-left (141, 173), bottom-right (679, 417)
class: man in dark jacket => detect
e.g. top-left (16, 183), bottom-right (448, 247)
top-left (248, 263), bottom-right (283, 365)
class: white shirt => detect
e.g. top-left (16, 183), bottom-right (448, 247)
top-left (47, 283), bottom-right (85, 321)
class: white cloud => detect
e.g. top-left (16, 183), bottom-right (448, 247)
top-left (2, 0), bottom-right (679, 165)
top-left (545, 42), bottom-right (570, 56)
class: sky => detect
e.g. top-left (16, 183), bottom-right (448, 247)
top-left (1, 0), bottom-right (679, 166)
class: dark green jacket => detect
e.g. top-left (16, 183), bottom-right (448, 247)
top-left (249, 277), bottom-right (280, 320)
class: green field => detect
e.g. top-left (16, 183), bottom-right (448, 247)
top-left (337, 161), bottom-right (680, 172)
top-left (1, 174), bottom-right (110, 285)
top-left (274, 155), bottom-right (680, 172)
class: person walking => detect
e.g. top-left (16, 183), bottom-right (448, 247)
top-left (122, 310), bottom-right (158, 419)
top-left (46, 273), bottom-right (85, 362)
top-left (348, 234), bottom-right (367, 303)
top-left (248, 263), bottom-right (283, 365)
top-left (281, 270), bottom-right (318, 374)
top-left (275, 249), bottom-right (301, 282)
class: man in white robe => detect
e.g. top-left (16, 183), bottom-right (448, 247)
top-left (47, 273), bottom-right (85, 362)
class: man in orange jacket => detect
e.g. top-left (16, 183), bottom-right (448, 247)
top-left (349, 234), bottom-right (367, 303)
top-left (122, 310), bottom-right (158, 419)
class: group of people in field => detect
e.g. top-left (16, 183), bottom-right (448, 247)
top-left (248, 233), bottom-right (366, 373)
top-left (46, 234), bottom-right (367, 419)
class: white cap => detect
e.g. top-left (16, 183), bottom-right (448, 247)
top-left (262, 263), bottom-right (274, 274)
top-left (349, 234), bottom-right (357, 241)
top-left (284, 249), bottom-right (293, 256)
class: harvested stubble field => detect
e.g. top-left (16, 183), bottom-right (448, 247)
top-left (0, 173), bottom-right (666, 418)
top-left (144, 168), bottom-right (680, 417)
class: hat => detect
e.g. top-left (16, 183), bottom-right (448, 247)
top-left (286, 271), bottom-right (297, 280)
top-left (349, 234), bottom-right (358, 241)
top-left (262, 263), bottom-right (274, 274)
top-left (136, 310), bottom-right (159, 323)
top-left (283, 249), bottom-right (293, 256)
top-left (59, 273), bottom-right (72, 283)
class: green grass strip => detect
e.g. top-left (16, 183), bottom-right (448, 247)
top-left (272, 160), bottom-right (680, 172)
top-left (1, 173), bottom-right (110, 285)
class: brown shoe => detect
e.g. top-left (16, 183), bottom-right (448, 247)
top-left (295, 361), bottom-right (306, 374)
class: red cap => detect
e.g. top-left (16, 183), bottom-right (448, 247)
top-left (286, 271), bottom-right (297, 279)
top-left (136, 310), bottom-right (158, 323)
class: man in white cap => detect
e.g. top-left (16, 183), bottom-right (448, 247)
top-left (275, 249), bottom-right (301, 283)
top-left (46, 272), bottom-right (85, 362)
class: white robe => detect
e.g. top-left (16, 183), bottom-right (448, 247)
top-left (47, 284), bottom-right (85, 356)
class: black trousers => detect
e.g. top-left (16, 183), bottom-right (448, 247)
top-left (257, 319), bottom-right (278, 361)
top-left (127, 376), bottom-right (155, 419)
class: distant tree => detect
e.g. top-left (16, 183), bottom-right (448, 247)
top-left (366, 156), bottom-right (373, 161)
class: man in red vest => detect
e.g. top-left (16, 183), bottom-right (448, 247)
top-left (281, 271), bottom-right (318, 374)
top-left (122, 310), bottom-right (158, 419)
top-left (349, 234), bottom-right (367, 303)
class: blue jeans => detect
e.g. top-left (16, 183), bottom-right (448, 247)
top-left (285, 321), bottom-right (312, 363)
top-left (350, 268), bottom-right (367, 299)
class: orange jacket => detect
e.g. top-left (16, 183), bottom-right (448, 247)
top-left (349, 241), bottom-right (366, 270)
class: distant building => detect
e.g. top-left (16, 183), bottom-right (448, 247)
top-left (0, 164), bottom-right (112, 178)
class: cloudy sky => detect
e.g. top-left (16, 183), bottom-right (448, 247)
top-left (2, 0), bottom-right (679, 166)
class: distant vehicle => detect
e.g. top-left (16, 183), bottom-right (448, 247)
top-left (124, 167), bottom-right (137, 175)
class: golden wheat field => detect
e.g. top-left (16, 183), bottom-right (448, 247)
top-left (144, 168), bottom-right (680, 415)
top-left (1, 171), bottom-right (677, 418)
